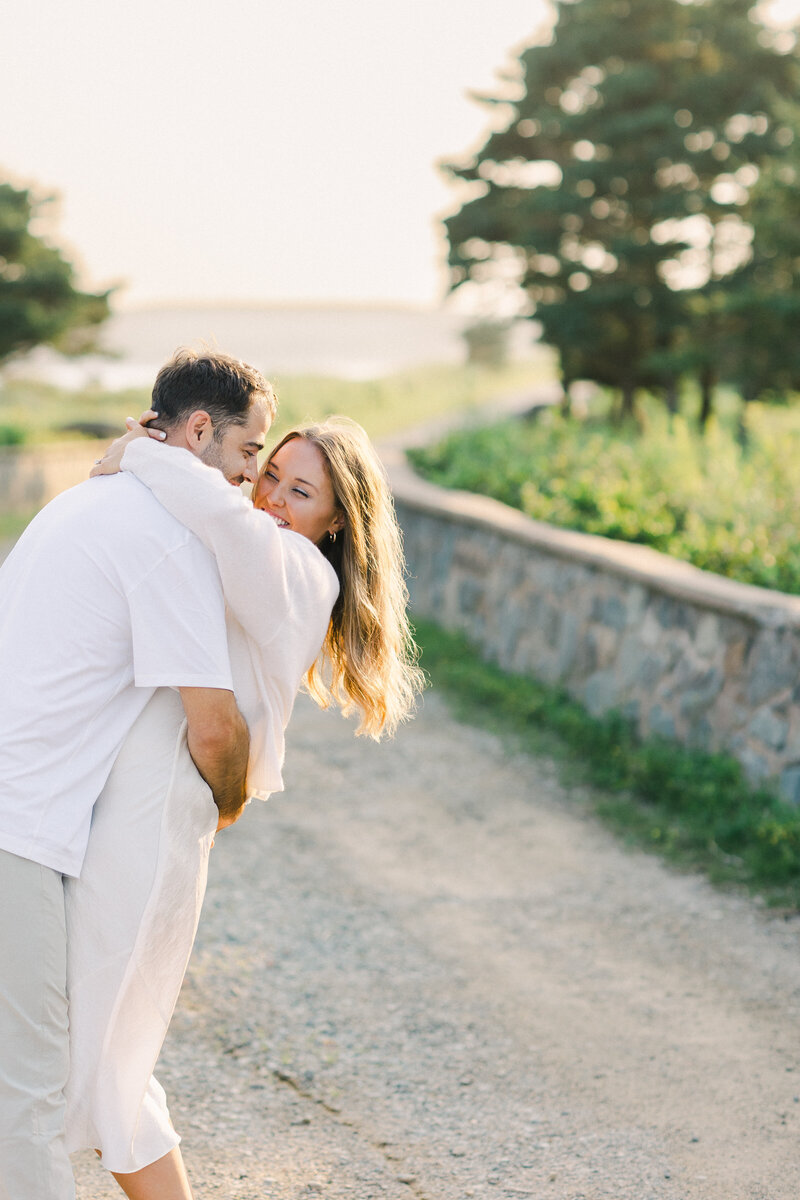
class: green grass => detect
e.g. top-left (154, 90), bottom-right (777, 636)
top-left (409, 389), bottom-right (800, 594)
top-left (270, 359), bottom-right (554, 440)
top-left (415, 619), bottom-right (800, 910)
top-left (0, 358), bottom-right (553, 448)
top-left (0, 510), bottom-right (36, 540)
top-left (0, 380), bottom-right (150, 445)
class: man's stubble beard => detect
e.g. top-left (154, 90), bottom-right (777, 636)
top-left (199, 436), bottom-right (239, 485)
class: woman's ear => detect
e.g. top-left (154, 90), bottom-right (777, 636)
top-left (329, 512), bottom-right (346, 536)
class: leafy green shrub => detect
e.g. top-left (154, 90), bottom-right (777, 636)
top-left (409, 398), bottom-right (800, 594)
top-left (0, 424), bottom-right (25, 446)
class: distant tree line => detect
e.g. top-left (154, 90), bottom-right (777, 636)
top-left (0, 180), bottom-right (110, 367)
top-left (444, 0), bottom-right (800, 424)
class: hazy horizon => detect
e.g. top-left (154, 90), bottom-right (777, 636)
top-left (7, 302), bottom-right (540, 389)
top-left (109, 297), bottom-right (466, 315)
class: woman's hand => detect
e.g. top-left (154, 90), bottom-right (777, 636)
top-left (90, 410), bottom-right (166, 477)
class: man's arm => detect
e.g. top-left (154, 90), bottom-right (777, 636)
top-left (179, 687), bottom-right (250, 828)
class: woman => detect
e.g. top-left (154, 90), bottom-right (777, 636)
top-left (65, 414), bottom-right (423, 1199)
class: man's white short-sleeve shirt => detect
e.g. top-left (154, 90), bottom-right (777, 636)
top-left (0, 473), bottom-right (233, 877)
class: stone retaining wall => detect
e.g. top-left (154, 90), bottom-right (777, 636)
top-left (384, 448), bottom-right (800, 804)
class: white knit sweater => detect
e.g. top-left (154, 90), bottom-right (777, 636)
top-left (121, 438), bottom-right (339, 799)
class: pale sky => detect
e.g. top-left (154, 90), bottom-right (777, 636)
top-left (3, 1), bottom-right (797, 312)
top-left (2, 0), bottom-right (553, 309)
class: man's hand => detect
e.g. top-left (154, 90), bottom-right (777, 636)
top-left (179, 687), bottom-right (250, 827)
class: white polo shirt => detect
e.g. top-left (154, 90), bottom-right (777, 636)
top-left (0, 473), bottom-right (233, 877)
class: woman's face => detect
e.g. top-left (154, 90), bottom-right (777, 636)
top-left (253, 437), bottom-right (344, 546)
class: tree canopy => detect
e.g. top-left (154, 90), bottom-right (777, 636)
top-left (0, 180), bottom-right (111, 366)
top-left (444, 0), bottom-right (800, 418)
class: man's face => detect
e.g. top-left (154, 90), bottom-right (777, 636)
top-left (200, 398), bottom-right (270, 486)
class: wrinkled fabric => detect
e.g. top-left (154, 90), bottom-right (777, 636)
top-left (0, 850), bottom-right (73, 1200)
top-left (64, 688), bottom-right (217, 1173)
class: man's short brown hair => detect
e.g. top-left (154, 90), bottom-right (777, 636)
top-left (152, 347), bottom-right (277, 438)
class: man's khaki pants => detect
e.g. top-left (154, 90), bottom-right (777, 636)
top-left (0, 849), bottom-right (74, 1199)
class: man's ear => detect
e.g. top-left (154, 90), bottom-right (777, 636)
top-left (182, 410), bottom-right (214, 452)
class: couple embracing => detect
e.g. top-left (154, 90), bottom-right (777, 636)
top-left (0, 348), bottom-right (423, 1199)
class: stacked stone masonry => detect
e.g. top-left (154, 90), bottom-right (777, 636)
top-left (386, 453), bottom-right (800, 805)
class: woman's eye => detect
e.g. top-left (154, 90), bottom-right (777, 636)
top-left (293, 488), bottom-right (309, 498)
top-left (265, 471), bottom-right (278, 482)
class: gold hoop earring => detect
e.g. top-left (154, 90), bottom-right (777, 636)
top-left (329, 530), bottom-right (337, 544)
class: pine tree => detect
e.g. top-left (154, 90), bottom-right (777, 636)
top-left (717, 103), bottom-right (800, 407)
top-left (444, 0), bottom-right (800, 418)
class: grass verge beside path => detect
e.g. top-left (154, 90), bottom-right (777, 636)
top-left (0, 359), bottom-right (553, 558)
top-left (0, 360), bottom-right (551, 446)
top-left (416, 619), bottom-right (800, 911)
top-left (0, 510), bottom-right (37, 540)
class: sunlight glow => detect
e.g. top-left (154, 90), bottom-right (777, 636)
top-left (1, 0), bottom-right (553, 309)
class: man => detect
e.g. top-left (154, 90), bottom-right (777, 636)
top-left (0, 348), bottom-right (273, 1198)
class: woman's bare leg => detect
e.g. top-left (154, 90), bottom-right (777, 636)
top-left (110, 1147), bottom-right (194, 1200)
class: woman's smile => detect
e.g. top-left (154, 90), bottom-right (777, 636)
top-left (264, 511), bottom-right (290, 528)
top-left (254, 437), bottom-right (344, 545)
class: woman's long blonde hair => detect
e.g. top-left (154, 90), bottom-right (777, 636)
top-left (264, 417), bottom-right (425, 739)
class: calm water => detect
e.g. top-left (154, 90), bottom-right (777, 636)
top-left (8, 304), bottom-right (534, 389)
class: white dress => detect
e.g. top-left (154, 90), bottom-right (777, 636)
top-left (64, 442), bottom-right (339, 1173)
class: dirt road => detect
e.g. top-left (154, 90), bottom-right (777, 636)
top-left (73, 690), bottom-right (800, 1199)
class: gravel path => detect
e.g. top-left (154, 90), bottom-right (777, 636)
top-left (71, 689), bottom-right (800, 1200)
